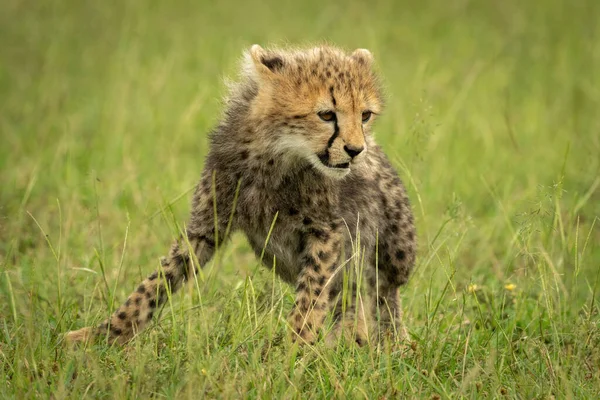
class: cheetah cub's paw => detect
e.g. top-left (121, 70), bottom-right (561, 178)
top-left (288, 315), bottom-right (319, 346)
top-left (64, 327), bottom-right (94, 344)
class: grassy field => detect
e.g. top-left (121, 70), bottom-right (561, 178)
top-left (1, 0), bottom-right (600, 398)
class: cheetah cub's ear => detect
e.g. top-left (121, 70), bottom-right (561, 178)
top-left (350, 48), bottom-right (374, 67)
top-left (248, 44), bottom-right (285, 78)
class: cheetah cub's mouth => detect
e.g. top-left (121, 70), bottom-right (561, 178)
top-left (317, 153), bottom-right (350, 170)
top-left (311, 151), bottom-right (354, 179)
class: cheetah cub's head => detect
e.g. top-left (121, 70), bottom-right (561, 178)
top-left (245, 45), bottom-right (383, 179)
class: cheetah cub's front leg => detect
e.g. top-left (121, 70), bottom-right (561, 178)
top-left (65, 171), bottom-right (233, 344)
top-left (65, 240), bottom-right (206, 345)
top-left (288, 222), bottom-right (343, 345)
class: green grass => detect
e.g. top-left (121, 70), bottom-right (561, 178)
top-left (1, 0), bottom-right (600, 398)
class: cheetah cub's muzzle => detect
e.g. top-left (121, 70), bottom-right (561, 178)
top-left (312, 104), bottom-right (371, 179)
top-left (317, 142), bottom-right (367, 173)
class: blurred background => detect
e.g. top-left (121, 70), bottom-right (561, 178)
top-left (1, 0), bottom-right (599, 397)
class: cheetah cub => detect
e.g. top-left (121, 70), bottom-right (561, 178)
top-left (66, 45), bottom-right (416, 346)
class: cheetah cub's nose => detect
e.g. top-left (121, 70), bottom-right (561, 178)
top-left (344, 145), bottom-right (365, 159)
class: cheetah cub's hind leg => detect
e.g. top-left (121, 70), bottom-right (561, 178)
top-left (369, 220), bottom-right (416, 342)
top-left (325, 281), bottom-right (370, 347)
top-left (370, 280), bottom-right (409, 342)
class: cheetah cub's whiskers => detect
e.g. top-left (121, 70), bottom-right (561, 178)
top-left (65, 44), bottom-right (416, 346)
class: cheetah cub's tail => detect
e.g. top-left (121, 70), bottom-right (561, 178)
top-left (65, 241), bottom-right (197, 345)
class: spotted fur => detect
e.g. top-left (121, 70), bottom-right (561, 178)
top-left (65, 45), bottom-right (416, 346)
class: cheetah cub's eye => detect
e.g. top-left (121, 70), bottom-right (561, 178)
top-left (361, 111), bottom-right (372, 123)
top-left (318, 111), bottom-right (337, 122)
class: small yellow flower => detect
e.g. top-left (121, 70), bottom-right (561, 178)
top-left (505, 283), bottom-right (517, 291)
top-left (467, 284), bottom-right (478, 293)
top-left (201, 368), bottom-right (207, 376)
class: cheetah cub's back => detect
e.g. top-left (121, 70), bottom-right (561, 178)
top-left (66, 44), bottom-right (416, 346)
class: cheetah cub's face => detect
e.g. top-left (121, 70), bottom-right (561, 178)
top-left (247, 45), bottom-right (383, 179)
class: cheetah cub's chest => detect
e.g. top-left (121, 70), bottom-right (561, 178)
top-left (236, 166), bottom-right (341, 284)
